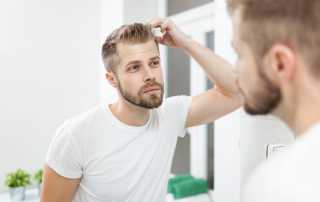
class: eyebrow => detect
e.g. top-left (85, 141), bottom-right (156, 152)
top-left (125, 56), bottom-right (160, 67)
top-left (125, 60), bottom-right (142, 68)
top-left (150, 56), bottom-right (160, 61)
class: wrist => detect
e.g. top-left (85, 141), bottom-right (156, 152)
top-left (181, 37), bottom-right (197, 52)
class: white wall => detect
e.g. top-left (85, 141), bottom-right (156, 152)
top-left (213, 1), bottom-right (241, 201)
top-left (99, 1), bottom-right (123, 104)
top-left (214, 1), bottom-right (294, 202)
top-left (123, 0), bottom-right (160, 24)
top-left (0, 0), bottom-right (121, 192)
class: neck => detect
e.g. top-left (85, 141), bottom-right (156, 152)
top-left (275, 79), bottom-right (320, 136)
top-left (109, 99), bottom-right (150, 126)
top-left (292, 95), bottom-right (320, 135)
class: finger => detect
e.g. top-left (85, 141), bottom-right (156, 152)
top-left (160, 20), bottom-right (170, 33)
top-left (155, 36), bottom-right (162, 42)
top-left (155, 36), bottom-right (163, 43)
top-left (149, 18), bottom-right (166, 28)
top-left (155, 36), bottom-right (166, 45)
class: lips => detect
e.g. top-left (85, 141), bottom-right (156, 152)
top-left (143, 86), bottom-right (160, 93)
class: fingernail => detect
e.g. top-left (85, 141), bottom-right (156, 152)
top-left (152, 28), bottom-right (163, 37)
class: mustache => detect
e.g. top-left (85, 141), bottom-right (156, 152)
top-left (140, 81), bottom-right (163, 92)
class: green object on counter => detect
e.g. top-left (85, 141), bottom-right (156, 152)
top-left (172, 178), bottom-right (208, 199)
top-left (167, 175), bottom-right (194, 193)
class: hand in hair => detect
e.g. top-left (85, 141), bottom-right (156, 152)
top-left (149, 18), bottom-right (191, 49)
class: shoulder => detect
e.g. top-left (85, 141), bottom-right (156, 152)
top-left (160, 95), bottom-right (192, 112)
top-left (53, 105), bottom-right (104, 142)
top-left (243, 139), bottom-right (318, 202)
top-left (242, 153), bottom-right (286, 202)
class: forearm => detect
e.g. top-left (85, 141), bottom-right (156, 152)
top-left (183, 38), bottom-right (239, 96)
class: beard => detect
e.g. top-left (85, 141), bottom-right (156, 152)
top-left (118, 79), bottom-right (164, 109)
top-left (242, 63), bottom-right (282, 115)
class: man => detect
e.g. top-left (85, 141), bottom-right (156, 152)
top-left (227, 0), bottom-right (320, 201)
top-left (41, 20), bottom-right (242, 202)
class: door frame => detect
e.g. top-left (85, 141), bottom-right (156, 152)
top-left (161, 1), bottom-right (216, 199)
top-left (158, 1), bottom-right (241, 201)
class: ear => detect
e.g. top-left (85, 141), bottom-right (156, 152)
top-left (105, 71), bottom-right (118, 88)
top-left (266, 43), bottom-right (297, 84)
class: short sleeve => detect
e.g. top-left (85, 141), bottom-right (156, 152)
top-left (46, 120), bottom-right (83, 179)
top-left (242, 166), bottom-right (270, 202)
top-left (164, 96), bottom-right (192, 138)
top-left (242, 159), bottom-right (277, 202)
top-left (242, 149), bottom-right (303, 202)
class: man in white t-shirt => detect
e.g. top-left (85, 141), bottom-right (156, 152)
top-left (227, 0), bottom-right (320, 201)
top-left (41, 20), bottom-right (242, 202)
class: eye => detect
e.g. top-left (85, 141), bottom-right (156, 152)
top-left (128, 65), bottom-right (140, 72)
top-left (150, 60), bottom-right (160, 67)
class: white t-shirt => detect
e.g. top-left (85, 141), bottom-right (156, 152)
top-left (46, 96), bottom-right (192, 202)
top-left (242, 123), bottom-right (320, 202)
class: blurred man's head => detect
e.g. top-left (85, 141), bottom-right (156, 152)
top-left (228, 0), bottom-right (320, 117)
top-left (102, 23), bottom-right (164, 109)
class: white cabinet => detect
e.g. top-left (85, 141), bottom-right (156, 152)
top-left (0, 189), bottom-right (39, 202)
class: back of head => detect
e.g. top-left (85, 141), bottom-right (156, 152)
top-left (101, 23), bottom-right (157, 72)
top-left (227, 0), bottom-right (320, 77)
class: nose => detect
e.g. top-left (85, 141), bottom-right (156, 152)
top-left (143, 67), bottom-right (155, 83)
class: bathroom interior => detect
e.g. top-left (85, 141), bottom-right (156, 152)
top-left (0, 0), bottom-right (294, 201)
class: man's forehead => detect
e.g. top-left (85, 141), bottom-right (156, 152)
top-left (117, 41), bottom-right (159, 59)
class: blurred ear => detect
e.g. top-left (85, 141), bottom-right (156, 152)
top-left (265, 43), bottom-right (297, 85)
top-left (105, 70), bottom-right (118, 88)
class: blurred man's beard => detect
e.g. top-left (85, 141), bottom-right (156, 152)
top-left (118, 80), bottom-right (164, 109)
top-left (243, 64), bottom-right (282, 115)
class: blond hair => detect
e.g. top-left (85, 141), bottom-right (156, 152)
top-left (101, 23), bottom-right (157, 72)
top-left (228, 0), bottom-right (320, 76)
